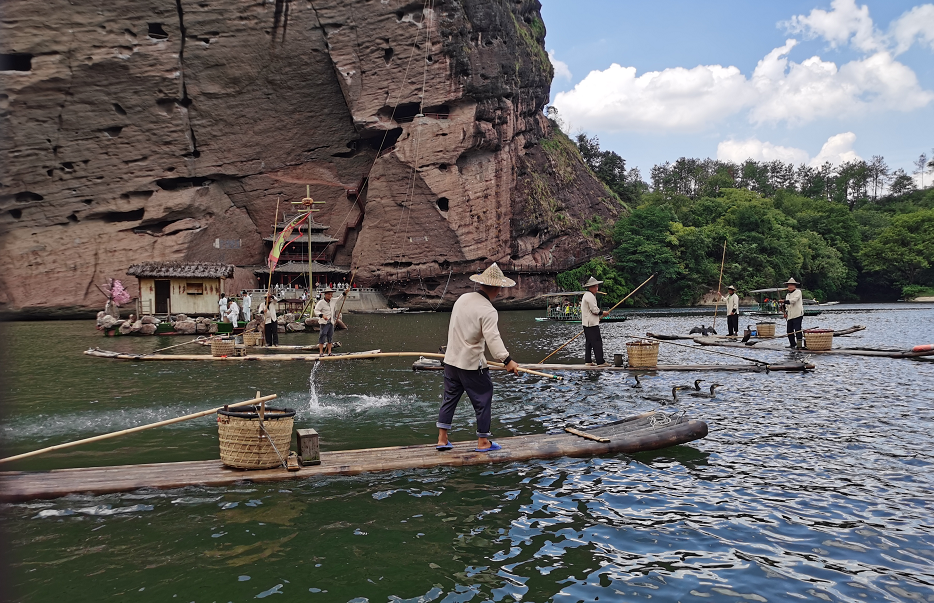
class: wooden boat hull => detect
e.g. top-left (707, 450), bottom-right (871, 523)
top-left (0, 412), bottom-right (708, 502)
top-left (83, 348), bottom-right (381, 361)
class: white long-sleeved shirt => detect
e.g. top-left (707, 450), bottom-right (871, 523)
top-left (443, 291), bottom-right (510, 370)
top-left (581, 291), bottom-right (602, 327)
top-left (785, 288), bottom-right (803, 319)
top-left (242, 294), bottom-right (251, 310)
top-left (726, 293), bottom-right (739, 315)
top-left (227, 301), bottom-right (239, 322)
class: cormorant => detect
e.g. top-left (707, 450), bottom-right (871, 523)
top-left (629, 374), bottom-right (642, 389)
top-left (642, 386), bottom-right (689, 405)
top-left (690, 383), bottom-right (723, 398)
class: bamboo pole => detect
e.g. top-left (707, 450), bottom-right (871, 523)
top-left (0, 394), bottom-right (279, 465)
top-left (265, 196), bottom-right (281, 301)
top-left (412, 353), bottom-right (562, 380)
top-left (712, 240), bottom-right (727, 330)
top-left (539, 273), bottom-right (657, 364)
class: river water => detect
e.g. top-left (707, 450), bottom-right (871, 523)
top-left (1, 304), bottom-right (932, 602)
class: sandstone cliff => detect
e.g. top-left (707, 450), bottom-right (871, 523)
top-left (0, 0), bottom-right (621, 316)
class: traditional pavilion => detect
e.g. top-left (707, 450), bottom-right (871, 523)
top-left (256, 216), bottom-right (349, 289)
top-left (127, 262), bottom-right (234, 316)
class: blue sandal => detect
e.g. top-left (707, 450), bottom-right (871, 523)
top-left (474, 442), bottom-right (502, 453)
top-left (436, 441), bottom-right (453, 451)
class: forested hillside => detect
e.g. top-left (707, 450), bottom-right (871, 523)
top-left (555, 125), bottom-right (934, 306)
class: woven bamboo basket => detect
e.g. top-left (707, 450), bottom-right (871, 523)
top-left (242, 331), bottom-right (263, 347)
top-left (211, 339), bottom-right (236, 357)
top-left (756, 322), bottom-right (776, 338)
top-left (626, 340), bottom-right (659, 368)
top-left (216, 405), bottom-right (296, 469)
top-left (804, 329), bottom-right (833, 351)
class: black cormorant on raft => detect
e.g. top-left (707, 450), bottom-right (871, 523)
top-left (0, 410), bottom-right (707, 502)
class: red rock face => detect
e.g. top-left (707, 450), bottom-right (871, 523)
top-left (0, 0), bottom-right (621, 316)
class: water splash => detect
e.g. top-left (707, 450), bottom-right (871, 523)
top-left (307, 361), bottom-right (322, 410)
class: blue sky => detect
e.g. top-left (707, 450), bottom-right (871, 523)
top-left (542, 0), bottom-right (934, 184)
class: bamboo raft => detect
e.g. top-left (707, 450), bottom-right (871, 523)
top-left (83, 348), bottom-right (382, 361)
top-left (647, 324), bottom-right (866, 341)
top-left (692, 337), bottom-right (934, 358)
top-left (412, 359), bottom-right (815, 373)
top-left (0, 411), bottom-right (707, 502)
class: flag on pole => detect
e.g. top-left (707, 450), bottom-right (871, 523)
top-left (267, 213), bottom-right (309, 272)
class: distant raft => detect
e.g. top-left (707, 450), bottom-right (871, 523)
top-left (0, 411), bottom-right (707, 501)
top-left (412, 357), bottom-right (814, 373)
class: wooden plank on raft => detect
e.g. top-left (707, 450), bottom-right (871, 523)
top-left (692, 338), bottom-right (934, 358)
top-left (83, 348), bottom-right (382, 361)
top-left (414, 362), bottom-right (814, 372)
top-left (0, 418), bottom-right (708, 502)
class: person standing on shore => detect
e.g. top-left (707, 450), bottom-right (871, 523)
top-left (581, 276), bottom-right (610, 367)
top-left (783, 278), bottom-right (804, 349)
top-left (258, 293), bottom-right (279, 347)
top-left (241, 291), bottom-right (252, 323)
top-left (218, 292), bottom-right (228, 321)
top-left (436, 263), bottom-right (519, 453)
top-left (726, 285), bottom-right (740, 337)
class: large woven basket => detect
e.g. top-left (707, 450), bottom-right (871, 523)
top-left (216, 405), bottom-right (295, 469)
top-left (804, 329), bottom-right (833, 351)
top-left (211, 339), bottom-right (236, 357)
top-left (756, 322), bottom-right (776, 337)
top-left (242, 331), bottom-right (263, 347)
top-left (626, 340), bottom-right (659, 368)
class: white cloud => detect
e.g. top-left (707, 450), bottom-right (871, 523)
top-left (548, 49), bottom-right (572, 81)
top-left (716, 132), bottom-right (861, 167)
top-left (810, 132), bottom-right (861, 165)
top-left (891, 4), bottom-right (934, 54)
top-left (551, 63), bottom-right (754, 133)
top-left (552, 39), bottom-right (933, 133)
top-left (717, 138), bottom-right (810, 164)
top-left (782, 0), bottom-right (883, 52)
top-left (749, 42), bottom-right (932, 125)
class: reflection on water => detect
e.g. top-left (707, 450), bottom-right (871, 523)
top-left (1, 305), bottom-right (933, 602)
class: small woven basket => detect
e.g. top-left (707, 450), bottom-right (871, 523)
top-left (626, 340), bottom-right (659, 368)
top-left (217, 405), bottom-right (295, 469)
top-left (756, 322), bottom-right (776, 338)
top-left (242, 332), bottom-right (263, 347)
top-left (211, 339), bottom-right (236, 357)
top-left (804, 329), bottom-right (833, 351)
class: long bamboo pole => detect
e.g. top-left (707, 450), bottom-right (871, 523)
top-left (411, 353), bottom-right (562, 380)
top-left (0, 394), bottom-right (279, 465)
top-left (265, 196), bottom-right (281, 301)
top-left (539, 273), bottom-right (657, 364)
top-left (712, 240), bottom-right (727, 330)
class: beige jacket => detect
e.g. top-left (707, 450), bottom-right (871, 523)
top-left (581, 291), bottom-right (602, 327)
top-left (726, 293), bottom-right (739, 315)
top-left (443, 292), bottom-right (510, 370)
top-left (785, 289), bottom-right (803, 319)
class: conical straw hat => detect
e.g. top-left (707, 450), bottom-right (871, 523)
top-left (583, 276), bottom-right (603, 287)
top-left (469, 263), bottom-right (516, 288)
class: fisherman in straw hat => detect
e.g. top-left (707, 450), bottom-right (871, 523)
top-left (315, 286), bottom-right (343, 356)
top-left (436, 263), bottom-right (520, 453)
top-left (725, 285), bottom-right (740, 337)
top-left (581, 276), bottom-right (610, 367)
top-left (782, 277), bottom-right (804, 349)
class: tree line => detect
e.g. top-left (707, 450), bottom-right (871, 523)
top-left (554, 124), bottom-right (934, 305)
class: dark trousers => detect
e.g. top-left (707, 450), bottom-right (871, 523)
top-left (787, 316), bottom-right (803, 347)
top-left (583, 325), bottom-right (605, 364)
top-left (437, 365), bottom-right (494, 437)
top-left (727, 314), bottom-right (739, 336)
top-left (264, 321), bottom-right (279, 346)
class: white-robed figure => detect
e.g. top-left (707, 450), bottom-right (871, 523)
top-left (241, 291), bottom-right (252, 323)
top-left (218, 292), bottom-right (228, 320)
top-left (226, 299), bottom-right (239, 325)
